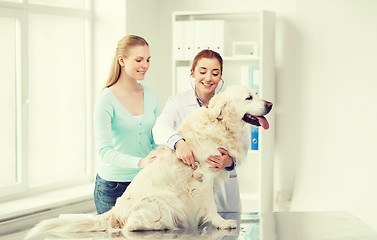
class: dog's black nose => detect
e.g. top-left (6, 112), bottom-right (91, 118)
top-left (265, 101), bottom-right (273, 110)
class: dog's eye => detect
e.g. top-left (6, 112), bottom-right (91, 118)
top-left (246, 95), bottom-right (253, 100)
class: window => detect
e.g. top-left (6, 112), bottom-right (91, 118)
top-left (29, 0), bottom-right (86, 9)
top-left (0, 0), bottom-right (93, 200)
top-left (0, 16), bottom-right (17, 188)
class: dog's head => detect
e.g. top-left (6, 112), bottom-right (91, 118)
top-left (208, 85), bottom-right (272, 129)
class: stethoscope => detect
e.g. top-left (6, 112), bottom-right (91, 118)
top-left (192, 161), bottom-right (200, 170)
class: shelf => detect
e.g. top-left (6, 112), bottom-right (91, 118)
top-left (248, 149), bottom-right (261, 155)
top-left (172, 10), bottom-right (275, 212)
top-left (174, 56), bottom-right (259, 62)
top-left (173, 11), bottom-right (262, 21)
top-left (173, 59), bottom-right (192, 62)
top-left (223, 56), bottom-right (260, 61)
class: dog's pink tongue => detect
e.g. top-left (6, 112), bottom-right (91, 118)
top-left (257, 116), bottom-right (269, 130)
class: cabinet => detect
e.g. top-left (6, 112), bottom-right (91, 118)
top-left (171, 11), bottom-right (275, 212)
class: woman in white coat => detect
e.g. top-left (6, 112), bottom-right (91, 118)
top-left (152, 49), bottom-right (243, 212)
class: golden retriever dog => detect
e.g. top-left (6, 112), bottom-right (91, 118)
top-left (25, 85), bottom-right (272, 239)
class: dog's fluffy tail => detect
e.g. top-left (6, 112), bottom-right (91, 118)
top-left (24, 214), bottom-right (107, 239)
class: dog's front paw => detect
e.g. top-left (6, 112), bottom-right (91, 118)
top-left (213, 219), bottom-right (237, 230)
top-left (124, 218), bottom-right (143, 232)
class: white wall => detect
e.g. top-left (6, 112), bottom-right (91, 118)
top-left (93, 0), bottom-right (126, 92)
top-left (124, 0), bottom-right (377, 231)
top-left (291, 0), bottom-right (377, 231)
top-left (125, 0), bottom-right (172, 106)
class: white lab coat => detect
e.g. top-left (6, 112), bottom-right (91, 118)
top-left (152, 89), bottom-right (244, 212)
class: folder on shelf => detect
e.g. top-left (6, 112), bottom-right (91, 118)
top-left (241, 65), bottom-right (257, 89)
top-left (193, 20), bottom-right (208, 56)
top-left (252, 67), bottom-right (260, 94)
top-left (249, 66), bottom-right (259, 151)
top-left (249, 66), bottom-right (254, 88)
top-left (240, 66), bottom-right (250, 87)
top-left (176, 66), bottom-right (192, 93)
top-left (211, 20), bottom-right (224, 56)
top-left (251, 126), bottom-right (259, 151)
top-left (177, 20), bottom-right (225, 59)
top-left (183, 21), bottom-right (195, 59)
top-left (173, 21), bottom-right (184, 60)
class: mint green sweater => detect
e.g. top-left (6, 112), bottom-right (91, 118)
top-left (93, 85), bottom-right (160, 182)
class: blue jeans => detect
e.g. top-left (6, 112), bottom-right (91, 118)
top-left (93, 174), bottom-right (130, 214)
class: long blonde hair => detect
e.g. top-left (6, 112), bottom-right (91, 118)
top-left (103, 35), bottom-right (149, 89)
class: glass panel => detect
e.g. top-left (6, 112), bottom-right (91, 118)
top-left (29, 0), bottom-right (86, 9)
top-left (28, 13), bottom-right (86, 186)
top-left (0, 17), bottom-right (17, 186)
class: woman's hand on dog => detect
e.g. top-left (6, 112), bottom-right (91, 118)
top-left (175, 139), bottom-right (197, 168)
top-left (207, 148), bottom-right (233, 171)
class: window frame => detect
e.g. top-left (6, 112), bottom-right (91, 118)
top-left (0, 0), bottom-right (94, 202)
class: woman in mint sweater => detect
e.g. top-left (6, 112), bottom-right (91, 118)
top-left (93, 35), bottom-right (160, 214)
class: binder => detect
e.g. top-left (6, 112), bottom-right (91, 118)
top-left (251, 126), bottom-right (259, 150)
top-left (177, 20), bottom-right (225, 59)
top-left (252, 68), bottom-right (260, 94)
top-left (183, 21), bottom-right (195, 59)
top-left (176, 66), bottom-right (192, 93)
top-left (249, 66), bottom-right (259, 151)
top-left (240, 66), bottom-right (250, 87)
top-left (249, 66), bottom-right (254, 88)
top-left (240, 65), bottom-right (257, 88)
top-left (193, 20), bottom-right (208, 56)
top-left (173, 21), bottom-right (184, 60)
top-left (211, 20), bottom-right (224, 56)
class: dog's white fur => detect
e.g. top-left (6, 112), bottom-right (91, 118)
top-left (25, 85), bottom-right (272, 239)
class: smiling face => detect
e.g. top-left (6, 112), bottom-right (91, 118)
top-left (191, 58), bottom-right (222, 97)
top-left (120, 45), bottom-right (150, 81)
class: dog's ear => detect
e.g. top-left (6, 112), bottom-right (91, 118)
top-left (208, 93), bottom-right (228, 120)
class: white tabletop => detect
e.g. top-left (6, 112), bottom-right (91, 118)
top-left (13, 211), bottom-right (377, 240)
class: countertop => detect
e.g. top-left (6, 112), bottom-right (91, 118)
top-left (21, 211), bottom-right (377, 240)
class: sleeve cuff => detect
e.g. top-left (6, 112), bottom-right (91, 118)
top-left (225, 157), bottom-right (237, 171)
top-left (167, 134), bottom-right (184, 150)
